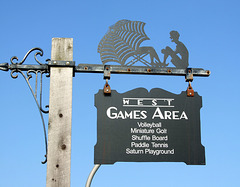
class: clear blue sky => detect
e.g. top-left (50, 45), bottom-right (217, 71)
top-left (0, 0), bottom-right (240, 186)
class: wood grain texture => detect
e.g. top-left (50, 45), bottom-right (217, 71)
top-left (46, 38), bottom-right (73, 187)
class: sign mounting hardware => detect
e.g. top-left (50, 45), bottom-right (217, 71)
top-left (103, 65), bottom-right (111, 95)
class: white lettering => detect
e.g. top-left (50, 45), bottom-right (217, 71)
top-left (145, 149), bottom-right (174, 155)
top-left (152, 135), bottom-right (168, 141)
top-left (172, 111), bottom-right (179, 120)
top-left (107, 107), bottom-right (147, 120)
top-left (131, 142), bottom-right (149, 148)
top-left (164, 111), bottom-right (172, 119)
top-left (140, 111), bottom-right (147, 119)
top-left (152, 99), bottom-right (157, 106)
top-left (123, 99), bottom-right (129, 105)
top-left (156, 128), bottom-right (167, 134)
top-left (133, 110), bottom-right (141, 119)
top-left (138, 99), bottom-right (143, 106)
top-left (152, 108), bottom-right (188, 120)
top-left (126, 148), bottom-right (144, 155)
top-left (180, 111), bottom-right (188, 120)
top-left (166, 99), bottom-right (174, 106)
top-left (106, 107), bottom-right (118, 119)
top-left (152, 108), bottom-right (164, 119)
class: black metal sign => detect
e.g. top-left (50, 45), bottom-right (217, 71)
top-left (94, 88), bottom-right (205, 165)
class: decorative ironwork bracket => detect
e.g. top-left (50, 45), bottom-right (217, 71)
top-left (0, 47), bottom-right (211, 164)
top-left (1, 48), bottom-right (49, 164)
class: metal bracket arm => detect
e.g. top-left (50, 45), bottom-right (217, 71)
top-left (75, 64), bottom-right (210, 77)
top-left (1, 62), bottom-right (211, 78)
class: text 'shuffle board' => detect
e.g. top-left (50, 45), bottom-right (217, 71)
top-left (94, 88), bottom-right (205, 165)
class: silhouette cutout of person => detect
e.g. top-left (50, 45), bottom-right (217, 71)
top-left (161, 31), bottom-right (189, 68)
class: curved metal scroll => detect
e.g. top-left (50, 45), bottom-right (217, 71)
top-left (10, 48), bottom-right (49, 164)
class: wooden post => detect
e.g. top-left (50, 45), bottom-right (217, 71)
top-left (46, 38), bottom-right (73, 187)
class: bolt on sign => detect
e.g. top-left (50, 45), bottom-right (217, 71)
top-left (94, 88), bottom-right (205, 165)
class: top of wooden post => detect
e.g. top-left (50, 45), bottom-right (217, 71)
top-left (51, 38), bottom-right (73, 61)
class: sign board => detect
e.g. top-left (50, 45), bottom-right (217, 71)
top-left (94, 88), bottom-right (205, 165)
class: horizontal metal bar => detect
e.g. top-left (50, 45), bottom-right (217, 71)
top-left (75, 64), bottom-right (210, 77)
top-left (9, 64), bottom-right (49, 71)
top-left (3, 63), bottom-right (210, 77)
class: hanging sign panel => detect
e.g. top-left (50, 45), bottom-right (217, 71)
top-left (94, 88), bottom-right (205, 165)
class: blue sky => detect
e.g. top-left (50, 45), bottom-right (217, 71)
top-left (0, 0), bottom-right (240, 186)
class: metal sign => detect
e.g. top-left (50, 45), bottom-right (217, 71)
top-left (0, 19), bottom-right (211, 186)
top-left (98, 19), bottom-right (189, 68)
top-left (94, 88), bottom-right (205, 165)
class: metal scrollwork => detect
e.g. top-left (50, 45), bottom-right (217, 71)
top-left (10, 47), bottom-right (44, 65)
top-left (10, 48), bottom-right (48, 164)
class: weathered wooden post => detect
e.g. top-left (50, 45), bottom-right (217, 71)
top-left (46, 38), bottom-right (73, 187)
